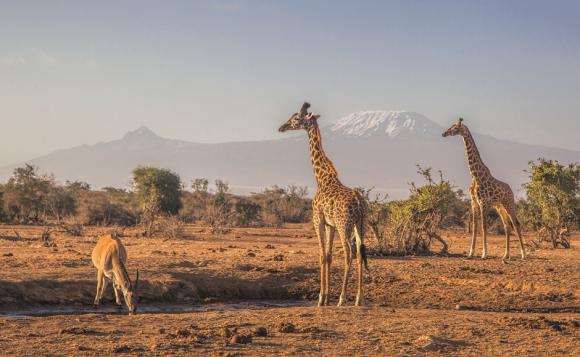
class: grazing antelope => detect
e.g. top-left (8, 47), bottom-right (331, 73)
top-left (91, 234), bottom-right (139, 314)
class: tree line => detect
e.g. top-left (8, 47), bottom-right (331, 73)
top-left (0, 159), bottom-right (577, 252)
top-left (0, 164), bottom-right (311, 234)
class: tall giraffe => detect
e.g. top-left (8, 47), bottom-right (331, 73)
top-left (443, 118), bottom-right (526, 261)
top-left (279, 102), bottom-right (368, 306)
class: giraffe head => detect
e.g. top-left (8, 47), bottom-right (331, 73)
top-left (279, 102), bottom-right (321, 132)
top-left (442, 118), bottom-right (466, 137)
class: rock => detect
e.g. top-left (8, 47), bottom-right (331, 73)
top-left (112, 345), bottom-right (132, 353)
top-left (229, 333), bottom-right (252, 344)
top-left (247, 252), bottom-right (256, 257)
top-left (273, 254), bottom-right (284, 262)
top-left (264, 244), bottom-right (275, 249)
top-left (2, 252), bottom-right (13, 257)
top-left (236, 264), bottom-right (252, 271)
top-left (278, 322), bottom-right (296, 333)
top-left (455, 304), bottom-right (467, 310)
top-left (300, 326), bottom-right (322, 334)
top-left (415, 335), bottom-right (466, 352)
top-left (176, 328), bottom-right (190, 337)
top-left (252, 326), bottom-right (268, 337)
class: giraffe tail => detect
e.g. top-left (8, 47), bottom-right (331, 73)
top-left (354, 225), bottom-right (369, 272)
top-left (360, 243), bottom-right (369, 271)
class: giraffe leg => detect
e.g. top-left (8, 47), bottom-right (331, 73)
top-left (468, 201), bottom-right (479, 258)
top-left (313, 214), bottom-right (327, 307)
top-left (479, 202), bottom-right (489, 259)
top-left (498, 208), bottom-right (511, 262)
top-left (337, 228), bottom-right (352, 307)
top-left (354, 225), bottom-right (364, 307)
top-left (505, 204), bottom-right (526, 259)
top-left (94, 269), bottom-right (104, 306)
top-left (324, 225), bottom-right (335, 306)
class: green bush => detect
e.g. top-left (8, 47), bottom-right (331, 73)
top-left (374, 167), bottom-right (467, 255)
top-left (521, 159), bottom-right (579, 248)
top-left (132, 166), bottom-right (182, 235)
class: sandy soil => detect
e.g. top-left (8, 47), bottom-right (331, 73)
top-left (0, 224), bottom-right (578, 356)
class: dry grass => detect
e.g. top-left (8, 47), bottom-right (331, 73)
top-left (0, 224), bottom-right (578, 356)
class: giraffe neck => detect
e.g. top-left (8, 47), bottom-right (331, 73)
top-left (461, 127), bottom-right (490, 180)
top-left (307, 123), bottom-right (340, 188)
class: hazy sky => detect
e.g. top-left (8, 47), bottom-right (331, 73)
top-left (1, 0), bottom-right (579, 166)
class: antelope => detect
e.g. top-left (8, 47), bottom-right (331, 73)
top-left (91, 234), bottom-right (139, 314)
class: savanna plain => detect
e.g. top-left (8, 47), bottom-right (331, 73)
top-left (0, 224), bottom-right (578, 356)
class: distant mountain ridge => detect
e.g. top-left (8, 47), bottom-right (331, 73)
top-left (0, 112), bottom-right (577, 199)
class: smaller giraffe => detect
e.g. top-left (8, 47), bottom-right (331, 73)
top-left (279, 102), bottom-right (368, 306)
top-left (443, 118), bottom-right (526, 261)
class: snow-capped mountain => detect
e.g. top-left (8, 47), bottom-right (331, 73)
top-left (0, 112), bottom-right (577, 199)
top-left (330, 111), bottom-right (444, 138)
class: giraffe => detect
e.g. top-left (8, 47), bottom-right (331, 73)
top-left (279, 102), bottom-right (368, 306)
top-left (443, 118), bottom-right (526, 261)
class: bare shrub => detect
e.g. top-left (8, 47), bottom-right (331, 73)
top-left (76, 190), bottom-right (137, 226)
top-left (151, 215), bottom-right (185, 240)
top-left (59, 223), bottom-right (84, 237)
top-left (250, 185), bottom-right (311, 227)
top-left (204, 180), bottom-right (232, 234)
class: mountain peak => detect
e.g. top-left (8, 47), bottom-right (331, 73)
top-left (122, 126), bottom-right (160, 141)
top-left (331, 110), bottom-right (443, 138)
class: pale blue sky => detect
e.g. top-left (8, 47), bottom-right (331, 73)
top-left (1, 0), bottom-right (579, 165)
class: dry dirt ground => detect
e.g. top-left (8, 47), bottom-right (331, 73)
top-left (0, 224), bottom-right (578, 356)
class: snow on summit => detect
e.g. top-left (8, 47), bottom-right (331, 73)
top-left (331, 111), bottom-right (443, 138)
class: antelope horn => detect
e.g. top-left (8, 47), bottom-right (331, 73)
top-left (134, 270), bottom-right (140, 291)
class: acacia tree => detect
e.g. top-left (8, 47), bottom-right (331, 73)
top-left (522, 159), bottom-right (579, 248)
top-left (45, 184), bottom-right (76, 223)
top-left (132, 167), bottom-right (182, 236)
top-left (2, 164), bottom-right (53, 223)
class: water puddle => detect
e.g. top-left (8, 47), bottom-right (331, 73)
top-left (0, 300), bottom-right (311, 318)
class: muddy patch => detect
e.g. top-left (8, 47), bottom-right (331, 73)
top-left (0, 300), bottom-right (310, 317)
